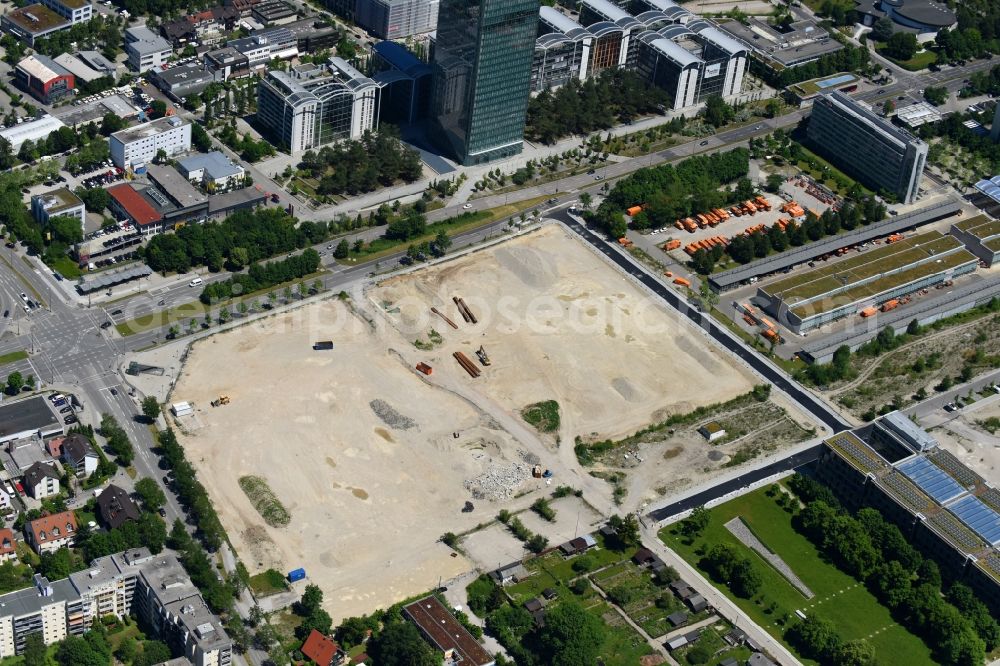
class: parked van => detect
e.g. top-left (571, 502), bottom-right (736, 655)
top-left (189, 277), bottom-right (203, 287)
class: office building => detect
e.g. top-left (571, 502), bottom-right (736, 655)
top-left (0, 548), bottom-right (231, 665)
top-left (109, 116), bottom-right (192, 169)
top-left (15, 54), bottom-right (74, 104)
top-left (951, 214), bottom-right (1000, 268)
top-left (257, 57), bottom-right (380, 153)
top-left (40, 0), bottom-right (91, 24)
top-left (853, 0), bottom-right (955, 40)
top-left (807, 91), bottom-right (927, 204)
top-left (634, 30), bottom-right (701, 109)
top-left (205, 47), bottom-right (251, 80)
top-left (355, 0), bottom-right (438, 39)
top-left (717, 18), bottom-right (843, 73)
top-left (432, 0), bottom-right (540, 165)
top-left (125, 25), bottom-right (173, 73)
top-left (532, 6), bottom-right (592, 92)
top-left (144, 164), bottom-right (210, 225)
top-left (370, 40), bottom-right (433, 123)
top-left (1, 4), bottom-right (71, 45)
top-left (149, 61), bottom-right (218, 100)
top-left (817, 416), bottom-right (1000, 613)
top-left (228, 27), bottom-right (298, 68)
top-left (31, 188), bottom-right (85, 231)
top-left (251, 0), bottom-right (297, 24)
top-left (176, 152), bottom-right (246, 191)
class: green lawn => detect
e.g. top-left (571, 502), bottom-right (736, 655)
top-left (0, 350), bottom-right (27, 366)
top-left (660, 486), bottom-right (934, 665)
top-left (249, 569), bottom-right (290, 597)
top-left (877, 47), bottom-right (937, 71)
top-left (46, 255), bottom-right (82, 279)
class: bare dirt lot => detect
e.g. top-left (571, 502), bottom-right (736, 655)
top-left (928, 399), bottom-right (1000, 486)
top-left (371, 225), bottom-right (755, 446)
top-left (169, 224), bottom-right (765, 620)
top-left (171, 300), bottom-right (529, 620)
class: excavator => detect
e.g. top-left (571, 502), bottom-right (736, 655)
top-left (475, 346), bottom-right (491, 367)
top-left (211, 396), bottom-right (230, 407)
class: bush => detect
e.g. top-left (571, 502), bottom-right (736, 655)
top-left (238, 476), bottom-right (290, 527)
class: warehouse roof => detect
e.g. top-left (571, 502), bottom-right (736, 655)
top-left (53, 53), bottom-right (102, 82)
top-left (17, 54), bottom-right (71, 82)
top-left (0, 396), bottom-right (60, 442)
top-left (404, 597), bottom-right (494, 666)
top-left (0, 115), bottom-right (66, 151)
top-left (177, 151), bottom-right (244, 181)
top-left (708, 200), bottom-right (962, 291)
top-left (108, 184), bottom-right (163, 226)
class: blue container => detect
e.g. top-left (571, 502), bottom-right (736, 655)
top-left (287, 568), bottom-right (306, 582)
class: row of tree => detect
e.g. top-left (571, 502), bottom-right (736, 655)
top-left (198, 249), bottom-right (320, 304)
top-left (526, 69), bottom-right (671, 145)
top-left (99, 413), bottom-right (135, 466)
top-left (589, 148), bottom-right (750, 238)
top-left (788, 477), bottom-right (998, 665)
top-left (142, 207), bottom-right (304, 274)
top-left (690, 196), bottom-right (886, 274)
top-left (156, 428), bottom-right (226, 552)
top-left (296, 129), bottom-right (422, 196)
top-left (755, 42), bottom-right (871, 89)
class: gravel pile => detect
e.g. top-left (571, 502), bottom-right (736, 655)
top-left (465, 461), bottom-right (532, 501)
top-left (369, 399), bottom-right (416, 430)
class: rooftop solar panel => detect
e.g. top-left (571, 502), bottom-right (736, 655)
top-left (949, 495), bottom-right (1000, 546)
top-left (896, 456), bottom-right (966, 504)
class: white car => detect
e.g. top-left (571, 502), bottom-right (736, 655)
top-left (462, 203), bottom-right (472, 209)
top-left (189, 277), bottom-right (203, 287)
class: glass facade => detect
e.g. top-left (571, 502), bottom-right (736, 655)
top-left (433, 0), bottom-right (539, 165)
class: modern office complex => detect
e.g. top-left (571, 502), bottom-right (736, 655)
top-left (817, 415), bottom-right (1000, 613)
top-left (370, 41), bottom-right (433, 124)
top-left (0, 548), bottom-right (231, 665)
top-left (257, 57), bottom-right (380, 153)
top-left (757, 230), bottom-right (977, 333)
top-left (125, 25), bottom-right (173, 73)
top-left (40, 0), bottom-right (91, 24)
top-left (530, 3), bottom-right (747, 109)
top-left (30, 188), bottom-right (85, 231)
top-left (1, 4), bottom-right (71, 45)
top-left (109, 116), bottom-right (192, 169)
top-left (150, 61), bottom-right (218, 100)
top-left (807, 91), bottom-right (928, 204)
top-left (432, 0), bottom-right (540, 165)
top-left (853, 0), bottom-right (955, 40)
top-left (717, 17), bottom-right (843, 74)
top-left (228, 27), bottom-right (298, 68)
top-left (355, 0), bottom-right (438, 39)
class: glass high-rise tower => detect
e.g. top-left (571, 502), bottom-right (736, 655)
top-left (431, 0), bottom-right (539, 166)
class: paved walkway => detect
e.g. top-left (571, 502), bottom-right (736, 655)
top-left (662, 613), bottom-right (720, 642)
top-left (724, 517), bottom-right (814, 599)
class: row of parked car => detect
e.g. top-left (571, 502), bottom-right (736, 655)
top-left (82, 165), bottom-right (125, 189)
top-left (49, 392), bottom-right (79, 425)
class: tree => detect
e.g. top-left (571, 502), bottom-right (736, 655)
top-left (680, 506), bottom-right (710, 539)
top-left (538, 601), bottom-right (605, 666)
top-left (885, 32), bottom-right (918, 60)
top-left (23, 633), bottom-right (46, 666)
top-left (5, 371), bottom-right (23, 394)
top-left (134, 477), bottom-right (166, 513)
top-left (432, 230), bottom-right (451, 256)
top-left (367, 622), bottom-right (439, 666)
top-left (765, 173), bottom-right (784, 193)
top-left (134, 640), bottom-right (171, 666)
top-left (336, 616), bottom-right (374, 648)
top-left (333, 239), bottom-right (349, 259)
top-left (923, 86), bottom-right (948, 106)
top-left (607, 514), bottom-right (640, 549)
top-left (704, 95), bottom-right (734, 127)
top-left (579, 192), bottom-right (593, 210)
top-left (788, 614), bottom-right (842, 662)
top-left (150, 100), bottom-right (167, 119)
top-left (833, 639), bottom-right (876, 666)
top-left (871, 16), bottom-right (894, 41)
top-left (141, 396), bottom-right (161, 422)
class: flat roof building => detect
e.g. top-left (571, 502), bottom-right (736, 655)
top-left (229, 26), bottom-right (298, 68)
top-left (52, 52), bottom-right (102, 82)
top-left (125, 25), bottom-right (173, 73)
top-left (895, 101), bottom-right (942, 128)
top-left (110, 116), bottom-right (192, 169)
top-left (0, 396), bottom-right (61, 445)
top-left (150, 61), bottom-right (218, 100)
top-left (251, 0), bottom-right (297, 24)
top-left (257, 57), bottom-right (380, 153)
top-left (716, 18), bottom-right (842, 72)
top-left (1, 4), bottom-right (71, 45)
top-left (175, 151), bottom-right (246, 191)
top-left (205, 46), bottom-right (250, 80)
top-left (31, 188), bottom-right (85, 231)
top-left (14, 54), bottom-right (74, 104)
top-left (807, 91), bottom-right (927, 204)
top-left (108, 183), bottom-right (164, 233)
top-left (40, 0), bottom-right (91, 25)
top-left (757, 230), bottom-right (977, 332)
top-left (951, 214), bottom-right (1000, 268)
top-left (355, 0), bottom-right (438, 39)
top-left (54, 94), bottom-right (141, 130)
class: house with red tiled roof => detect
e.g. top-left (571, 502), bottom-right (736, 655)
top-left (301, 630), bottom-right (346, 666)
top-left (0, 528), bottom-right (18, 563)
top-left (25, 510), bottom-right (77, 554)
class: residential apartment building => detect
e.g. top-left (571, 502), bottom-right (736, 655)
top-left (354, 0), bottom-right (438, 39)
top-left (109, 116), bottom-right (192, 169)
top-left (257, 57), bottom-right (380, 153)
top-left (807, 91), bottom-right (927, 204)
top-left (22, 462), bottom-right (59, 500)
top-left (431, 0), bottom-right (540, 165)
top-left (0, 549), bottom-right (231, 665)
top-left (25, 511), bottom-right (77, 555)
top-left (125, 26), bottom-right (173, 73)
top-left (30, 188), bottom-right (85, 231)
top-left (40, 0), bottom-right (91, 24)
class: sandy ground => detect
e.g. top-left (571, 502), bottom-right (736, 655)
top-left (685, 0), bottom-right (774, 14)
top-left (170, 299), bottom-right (529, 620)
top-left (371, 225), bottom-right (754, 444)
